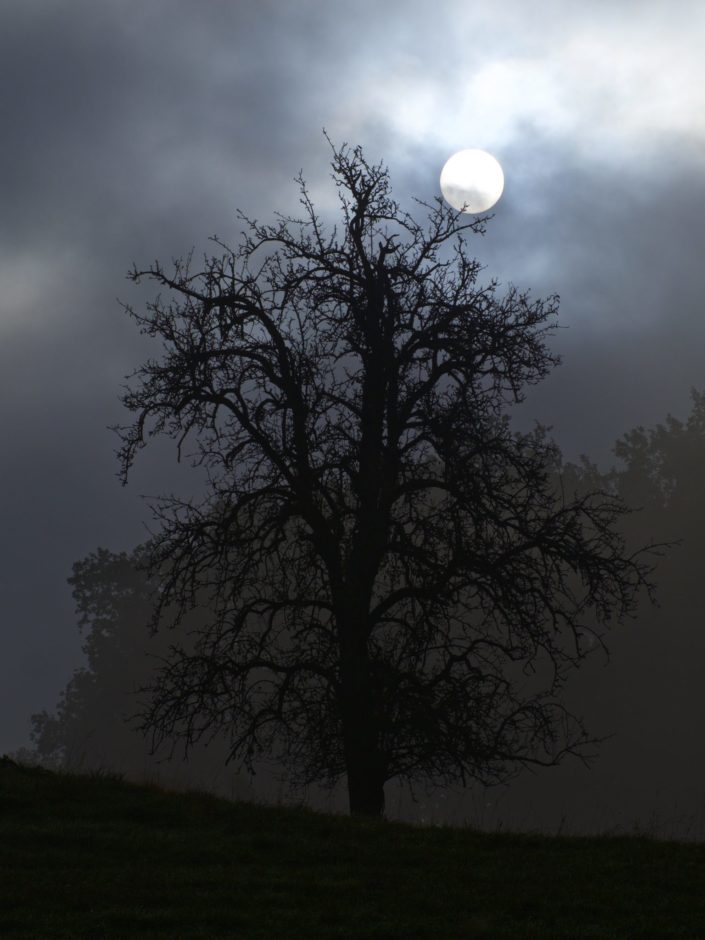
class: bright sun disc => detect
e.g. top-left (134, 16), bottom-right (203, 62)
top-left (440, 149), bottom-right (504, 213)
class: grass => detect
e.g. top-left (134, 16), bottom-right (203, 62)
top-left (2, 759), bottom-right (705, 938)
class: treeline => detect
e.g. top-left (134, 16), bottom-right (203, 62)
top-left (20, 391), bottom-right (705, 827)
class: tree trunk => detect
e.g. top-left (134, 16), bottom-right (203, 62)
top-left (344, 719), bottom-right (386, 816)
top-left (348, 762), bottom-right (386, 817)
top-left (338, 612), bottom-right (386, 817)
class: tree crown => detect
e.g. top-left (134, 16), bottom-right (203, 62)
top-left (114, 141), bottom-right (657, 813)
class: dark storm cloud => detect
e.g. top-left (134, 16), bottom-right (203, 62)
top-left (2, 0), bottom-right (704, 836)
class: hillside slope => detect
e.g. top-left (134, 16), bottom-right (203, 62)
top-left (1, 758), bottom-right (704, 938)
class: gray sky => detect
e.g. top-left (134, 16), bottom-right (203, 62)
top-left (2, 0), bottom-right (704, 759)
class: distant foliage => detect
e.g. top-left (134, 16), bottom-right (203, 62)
top-left (30, 547), bottom-right (160, 773)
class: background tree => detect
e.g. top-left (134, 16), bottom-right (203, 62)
top-left (114, 141), bottom-right (656, 817)
top-left (28, 546), bottom-right (253, 797)
top-left (29, 547), bottom-right (157, 772)
top-left (588, 389), bottom-right (705, 819)
top-left (485, 390), bottom-right (705, 837)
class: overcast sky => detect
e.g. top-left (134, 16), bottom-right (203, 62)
top-left (2, 0), bottom-right (704, 758)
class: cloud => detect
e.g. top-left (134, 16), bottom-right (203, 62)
top-left (324, 0), bottom-right (705, 174)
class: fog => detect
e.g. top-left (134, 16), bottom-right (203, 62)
top-left (3, 0), bottom-right (705, 837)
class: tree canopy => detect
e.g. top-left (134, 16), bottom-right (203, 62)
top-left (114, 141), bottom-right (657, 816)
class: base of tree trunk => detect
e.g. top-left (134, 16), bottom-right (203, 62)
top-left (348, 778), bottom-right (385, 817)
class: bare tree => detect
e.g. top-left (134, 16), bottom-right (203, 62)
top-left (114, 140), bottom-right (656, 817)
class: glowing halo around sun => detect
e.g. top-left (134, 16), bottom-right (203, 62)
top-left (440, 149), bottom-right (504, 213)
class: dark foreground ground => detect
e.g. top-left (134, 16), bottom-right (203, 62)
top-left (1, 758), bottom-right (704, 938)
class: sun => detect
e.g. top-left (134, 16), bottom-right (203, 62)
top-left (440, 149), bottom-right (504, 213)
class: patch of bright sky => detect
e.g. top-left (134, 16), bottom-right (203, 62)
top-left (0, 249), bottom-right (79, 334)
top-left (338, 1), bottom-right (705, 171)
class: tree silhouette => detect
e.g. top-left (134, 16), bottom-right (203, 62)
top-left (114, 140), bottom-right (656, 817)
top-left (28, 546), bottom-right (241, 791)
top-left (29, 546), bottom-right (165, 773)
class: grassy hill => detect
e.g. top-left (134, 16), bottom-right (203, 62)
top-left (1, 758), bottom-right (704, 939)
